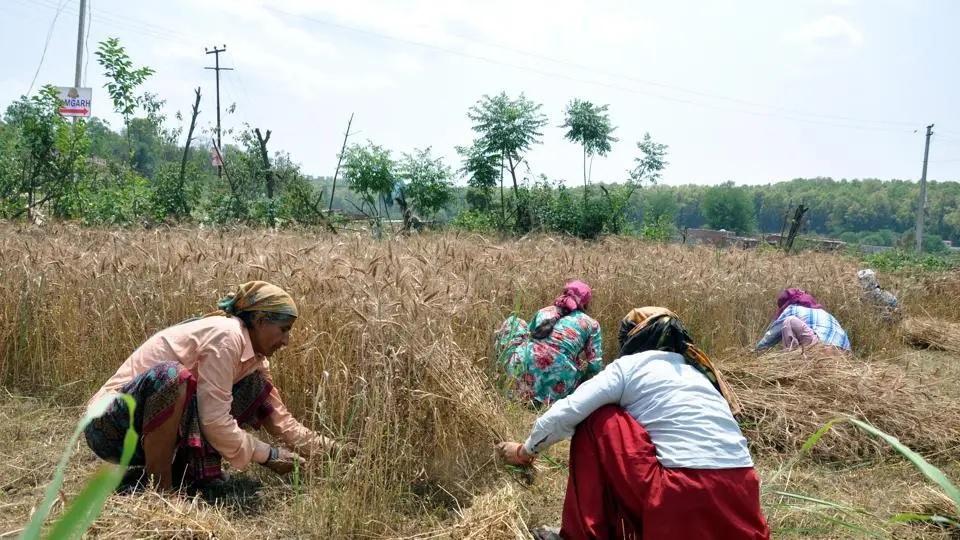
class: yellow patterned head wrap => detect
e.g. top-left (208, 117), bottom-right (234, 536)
top-left (209, 281), bottom-right (299, 319)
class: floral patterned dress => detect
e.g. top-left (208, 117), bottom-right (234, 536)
top-left (495, 306), bottom-right (603, 406)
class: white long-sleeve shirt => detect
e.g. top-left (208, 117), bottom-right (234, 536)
top-left (523, 350), bottom-right (754, 469)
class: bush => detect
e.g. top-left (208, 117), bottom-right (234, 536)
top-left (149, 163), bottom-right (200, 221)
top-left (80, 171), bottom-right (152, 226)
top-left (200, 191), bottom-right (248, 225)
top-left (641, 215), bottom-right (676, 242)
top-left (451, 209), bottom-right (498, 233)
top-left (864, 249), bottom-right (960, 272)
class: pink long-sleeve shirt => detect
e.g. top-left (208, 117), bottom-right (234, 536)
top-left (88, 316), bottom-right (327, 469)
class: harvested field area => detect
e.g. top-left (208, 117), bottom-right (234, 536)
top-left (1, 224), bottom-right (959, 538)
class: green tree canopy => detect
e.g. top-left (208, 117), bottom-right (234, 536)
top-left (342, 141), bottom-right (396, 219)
top-left (561, 99), bottom-right (617, 186)
top-left (702, 182), bottom-right (756, 234)
top-left (456, 140), bottom-right (500, 211)
top-left (397, 147), bottom-right (453, 218)
top-left (466, 92), bottom-right (547, 231)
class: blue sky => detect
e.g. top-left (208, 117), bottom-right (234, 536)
top-left (3, 0), bottom-right (960, 186)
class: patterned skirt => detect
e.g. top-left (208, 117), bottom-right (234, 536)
top-left (84, 361), bottom-right (275, 484)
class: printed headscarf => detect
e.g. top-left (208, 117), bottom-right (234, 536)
top-left (775, 288), bottom-right (823, 319)
top-left (207, 281), bottom-right (299, 319)
top-left (618, 307), bottom-right (741, 415)
top-left (857, 269), bottom-right (879, 291)
top-left (553, 280), bottom-right (592, 315)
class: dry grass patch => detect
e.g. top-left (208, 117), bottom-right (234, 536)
top-left (725, 350), bottom-right (960, 462)
top-left (1, 224), bottom-right (959, 538)
top-left (902, 317), bottom-right (960, 354)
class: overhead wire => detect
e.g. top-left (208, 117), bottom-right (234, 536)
top-left (17, 0), bottom-right (195, 44)
top-left (266, 6), bottom-right (922, 133)
top-left (82, 0), bottom-right (91, 86)
top-left (15, 0), bottom-right (959, 141)
top-left (26, 0), bottom-right (70, 95)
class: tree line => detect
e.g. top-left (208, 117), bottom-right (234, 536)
top-left (1, 38), bottom-right (957, 249)
top-left (629, 179), bottom-right (960, 250)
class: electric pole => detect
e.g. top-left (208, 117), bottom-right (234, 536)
top-left (914, 123), bottom-right (935, 253)
top-left (74, 0), bottom-right (87, 87)
top-left (205, 45), bottom-right (233, 177)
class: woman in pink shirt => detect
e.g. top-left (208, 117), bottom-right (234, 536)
top-left (85, 281), bottom-right (338, 490)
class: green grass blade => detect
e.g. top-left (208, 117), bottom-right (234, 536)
top-left (817, 514), bottom-right (886, 538)
top-left (20, 394), bottom-right (122, 540)
top-left (771, 490), bottom-right (867, 515)
top-left (799, 417), bottom-right (843, 455)
top-left (890, 512), bottom-right (960, 527)
top-left (772, 490), bottom-right (886, 538)
top-left (847, 418), bottom-right (960, 511)
top-left (43, 466), bottom-right (125, 540)
top-left (41, 394), bottom-right (137, 540)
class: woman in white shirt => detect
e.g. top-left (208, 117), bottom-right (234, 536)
top-left (497, 307), bottom-right (769, 540)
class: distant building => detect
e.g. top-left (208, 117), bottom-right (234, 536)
top-left (684, 228), bottom-right (846, 251)
top-left (685, 228), bottom-right (736, 247)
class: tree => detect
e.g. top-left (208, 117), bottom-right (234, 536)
top-left (599, 133), bottom-right (669, 234)
top-left (0, 87), bottom-right (88, 220)
top-left (643, 188), bottom-right (679, 226)
top-left (561, 99), bottom-right (617, 199)
top-left (95, 37), bottom-right (155, 160)
top-left (702, 182), bottom-right (756, 234)
top-left (629, 133), bottom-right (669, 186)
top-left (456, 140), bottom-right (499, 212)
top-left (342, 141), bottom-right (396, 227)
top-left (466, 92), bottom-right (547, 231)
top-left (397, 147), bottom-right (453, 220)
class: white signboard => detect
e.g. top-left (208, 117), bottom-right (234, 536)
top-left (211, 146), bottom-right (223, 167)
top-left (56, 86), bottom-right (92, 118)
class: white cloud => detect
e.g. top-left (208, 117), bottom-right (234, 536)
top-left (784, 15), bottom-right (864, 49)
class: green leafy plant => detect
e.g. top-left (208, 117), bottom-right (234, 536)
top-left (467, 92), bottom-right (547, 232)
top-left (95, 38), bottom-right (155, 132)
top-left (22, 394), bottom-right (137, 540)
top-left (771, 417), bottom-right (960, 535)
top-left (342, 141), bottom-right (396, 227)
top-left (396, 147), bottom-right (454, 219)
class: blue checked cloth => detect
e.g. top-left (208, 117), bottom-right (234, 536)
top-left (756, 305), bottom-right (851, 351)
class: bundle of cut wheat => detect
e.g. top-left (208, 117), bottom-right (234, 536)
top-left (902, 316), bottom-right (960, 354)
top-left (721, 349), bottom-right (960, 462)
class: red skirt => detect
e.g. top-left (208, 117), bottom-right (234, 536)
top-left (561, 405), bottom-right (770, 540)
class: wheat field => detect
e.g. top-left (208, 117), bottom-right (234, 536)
top-left (1, 224), bottom-right (959, 538)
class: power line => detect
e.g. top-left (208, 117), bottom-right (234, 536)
top-left (82, 0), bottom-right (91, 86)
top-left (15, 0), bottom-right (952, 138)
top-left (17, 0), bottom-right (195, 44)
top-left (267, 6), bottom-right (920, 131)
top-left (26, 0), bottom-right (70, 95)
top-left (28, 0), bottom-right (192, 41)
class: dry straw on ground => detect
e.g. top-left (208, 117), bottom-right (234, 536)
top-left (1, 224), bottom-right (958, 538)
top-left (902, 316), bottom-right (960, 354)
top-left (723, 349), bottom-right (960, 461)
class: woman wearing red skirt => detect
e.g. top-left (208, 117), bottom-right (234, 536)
top-left (497, 307), bottom-right (770, 540)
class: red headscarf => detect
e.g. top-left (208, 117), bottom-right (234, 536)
top-left (775, 288), bottom-right (823, 318)
top-left (554, 280), bottom-right (592, 315)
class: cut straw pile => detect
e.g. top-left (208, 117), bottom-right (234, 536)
top-left (902, 316), bottom-right (960, 354)
top-left (722, 349), bottom-right (960, 462)
top-left (409, 483), bottom-right (529, 540)
top-left (86, 491), bottom-right (238, 538)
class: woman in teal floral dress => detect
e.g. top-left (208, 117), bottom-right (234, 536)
top-left (495, 280), bottom-right (603, 406)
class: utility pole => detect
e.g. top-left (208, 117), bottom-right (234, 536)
top-left (205, 45), bottom-right (232, 178)
top-left (915, 123), bottom-right (935, 253)
top-left (74, 0), bottom-right (87, 87)
top-left (328, 112), bottom-right (354, 213)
